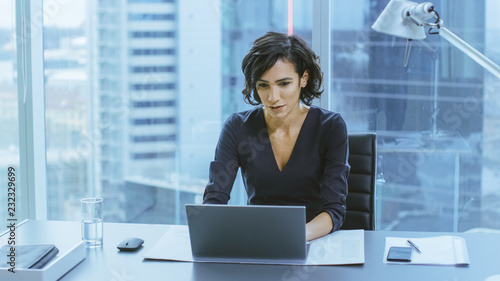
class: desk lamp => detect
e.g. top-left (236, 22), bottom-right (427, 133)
top-left (372, 0), bottom-right (500, 79)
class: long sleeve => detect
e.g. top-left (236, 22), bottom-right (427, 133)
top-left (203, 114), bottom-right (240, 204)
top-left (319, 114), bottom-right (350, 232)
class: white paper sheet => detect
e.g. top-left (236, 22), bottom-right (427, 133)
top-left (384, 236), bottom-right (470, 266)
top-left (144, 225), bottom-right (364, 265)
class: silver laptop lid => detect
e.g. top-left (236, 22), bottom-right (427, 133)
top-left (186, 204), bottom-right (307, 263)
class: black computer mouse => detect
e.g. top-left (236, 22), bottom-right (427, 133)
top-left (117, 237), bottom-right (144, 251)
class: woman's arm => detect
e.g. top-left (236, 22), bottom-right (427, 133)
top-left (306, 212), bottom-right (333, 241)
top-left (203, 115), bottom-right (240, 204)
top-left (314, 113), bottom-right (350, 237)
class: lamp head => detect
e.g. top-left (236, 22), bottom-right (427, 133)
top-left (372, 0), bottom-right (436, 40)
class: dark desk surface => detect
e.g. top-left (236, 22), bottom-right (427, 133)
top-left (6, 220), bottom-right (500, 281)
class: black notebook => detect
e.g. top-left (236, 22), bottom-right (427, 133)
top-left (0, 244), bottom-right (59, 269)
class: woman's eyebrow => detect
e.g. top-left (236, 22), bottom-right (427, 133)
top-left (257, 77), bottom-right (293, 83)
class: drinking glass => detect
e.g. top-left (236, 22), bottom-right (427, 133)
top-left (81, 197), bottom-right (103, 248)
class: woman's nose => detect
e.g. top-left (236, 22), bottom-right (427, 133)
top-left (268, 86), bottom-right (279, 102)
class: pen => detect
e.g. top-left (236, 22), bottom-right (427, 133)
top-left (407, 239), bottom-right (421, 253)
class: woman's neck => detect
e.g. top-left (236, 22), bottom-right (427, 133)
top-left (264, 103), bottom-right (310, 133)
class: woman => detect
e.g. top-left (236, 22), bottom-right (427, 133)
top-left (203, 31), bottom-right (350, 241)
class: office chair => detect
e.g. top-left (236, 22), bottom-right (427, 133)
top-left (340, 133), bottom-right (376, 230)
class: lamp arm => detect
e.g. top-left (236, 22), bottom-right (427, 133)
top-left (372, 0), bottom-right (500, 79)
top-left (437, 26), bottom-right (500, 80)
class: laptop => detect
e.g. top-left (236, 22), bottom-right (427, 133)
top-left (185, 204), bottom-right (307, 264)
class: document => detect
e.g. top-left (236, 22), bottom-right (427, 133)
top-left (384, 236), bottom-right (470, 266)
top-left (144, 225), bottom-right (365, 265)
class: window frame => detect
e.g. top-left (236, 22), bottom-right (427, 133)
top-left (311, 0), bottom-right (331, 109)
top-left (16, 0), bottom-right (47, 220)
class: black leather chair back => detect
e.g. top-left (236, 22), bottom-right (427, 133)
top-left (341, 133), bottom-right (376, 230)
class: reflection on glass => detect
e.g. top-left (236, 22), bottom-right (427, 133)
top-left (39, 0), bottom-right (500, 231)
top-left (44, 0), bottom-right (311, 224)
top-left (43, 0), bottom-right (88, 221)
top-left (331, 0), bottom-right (500, 231)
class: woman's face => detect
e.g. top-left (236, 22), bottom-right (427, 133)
top-left (256, 59), bottom-right (308, 120)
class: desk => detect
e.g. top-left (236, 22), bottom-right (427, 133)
top-left (4, 220), bottom-right (500, 281)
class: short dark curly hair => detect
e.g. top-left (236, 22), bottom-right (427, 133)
top-left (241, 32), bottom-right (323, 106)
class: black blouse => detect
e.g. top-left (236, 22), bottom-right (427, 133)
top-left (203, 105), bottom-right (350, 231)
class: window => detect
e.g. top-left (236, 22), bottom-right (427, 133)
top-left (131, 152), bottom-right (176, 160)
top-left (129, 0), bottom-right (175, 3)
top-left (43, 0), bottom-right (90, 221)
top-left (131, 49), bottom-right (175, 56)
top-left (0, 0), bottom-right (20, 224)
top-left (43, 0), bottom-right (181, 223)
top-left (38, 0), bottom-right (500, 232)
top-left (131, 83), bottom-right (176, 90)
top-left (130, 31), bottom-right (175, 38)
top-left (41, 0), bottom-right (311, 224)
top-left (131, 134), bottom-right (176, 142)
top-left (131, 66), bottom-right (175, 73)
top-left (131, 100), bottom-right (176, 108)
top-left (132, 117), bottom-right (176, 125)
top-left (128, 14), bottom-right (175, 21)
top-left (330, 0), bottom-right (500, 232)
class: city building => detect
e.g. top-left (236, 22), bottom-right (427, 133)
top-left (2, 0), bottom-right (499, 232)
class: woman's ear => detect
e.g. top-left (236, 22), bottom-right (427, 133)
top-left (301, 70), bottom-right (309, 88)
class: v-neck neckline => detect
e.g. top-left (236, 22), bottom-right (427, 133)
top-left (261, 106), bottom-right (313, 173)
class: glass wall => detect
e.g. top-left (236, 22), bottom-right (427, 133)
top-left (41, 0), bottom-right (500, 232)
top-left (43, 0), bottom-right (311, 224)
top-left (43, 0), bottom-right (89, 221)
top-left (330, 0), bottom-right (500, 231)
top-left (0, 1), bottom-right (20, 226)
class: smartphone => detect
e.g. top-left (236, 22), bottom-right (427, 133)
top-left (387, 246), bottom-right (412, 262)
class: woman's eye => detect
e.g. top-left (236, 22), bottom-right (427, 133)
top-left (279, 82), bottom-right (290, 86)
top-left (257, 83), bottom-right (268, 88)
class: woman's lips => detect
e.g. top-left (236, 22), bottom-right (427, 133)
top-left (269, 105), bottom-right (285, 111)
